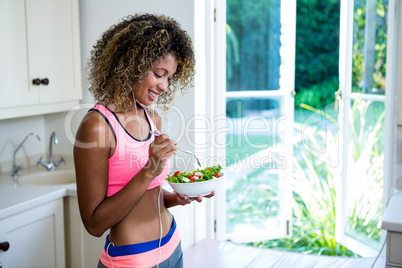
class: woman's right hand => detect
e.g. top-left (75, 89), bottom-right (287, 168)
top-left (146, 132), bottom-right (177, 176)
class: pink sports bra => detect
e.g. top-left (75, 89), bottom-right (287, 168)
top-left (90, 103), bottom-right (169, 197)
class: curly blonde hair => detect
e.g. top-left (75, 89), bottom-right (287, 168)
top-left (87, 13), bottom-right (195, 111)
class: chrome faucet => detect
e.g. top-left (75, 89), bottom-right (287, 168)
top-left (37, 132), bottom-right (66, 171)
top-left (12, 132), bottom-right (41, 179)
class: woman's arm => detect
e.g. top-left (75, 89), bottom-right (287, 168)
top-left (74, 111), bottom-right (176, 237)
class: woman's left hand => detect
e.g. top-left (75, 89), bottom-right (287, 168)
top-left (173, 191), bottom-right (215, 205)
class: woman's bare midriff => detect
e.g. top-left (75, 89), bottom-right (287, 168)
top-left (108, 186), bottom-right (172, 247)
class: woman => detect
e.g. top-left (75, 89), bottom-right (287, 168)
top-left (74, 13), bottom-right (212, 268)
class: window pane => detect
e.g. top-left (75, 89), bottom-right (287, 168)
top-left (225, 97), bottom-right (286, 236)
top-left (226, 171), bottom-right (282, 233)
top-left (346, 99), bottom-right (384, 250)
top-left (226, 0), bottom-right (281, 91)
top-left (352, 0), bottom-right (388, 94)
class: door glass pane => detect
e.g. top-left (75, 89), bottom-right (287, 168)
top-left (225, 97), bottom-right (286, 237)
top-left (226, 0), bottom-right (281, 92)
top-left (346, 99), bottom-right (384, 250)
top-left (352, 0), bottom-right (388, 94)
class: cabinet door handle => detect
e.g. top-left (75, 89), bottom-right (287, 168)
top-left (0, 241), bottom-right (9, 251)
top-left (41, 78), bottom-right (49, 85)
top-left (32, 78), bottom-right (41, 85)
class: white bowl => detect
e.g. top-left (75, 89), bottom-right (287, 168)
top-left (167, 174), bottom-right (224, 197)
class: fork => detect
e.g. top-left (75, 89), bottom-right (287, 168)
top-left (149, 130), bottom-right (201, 167)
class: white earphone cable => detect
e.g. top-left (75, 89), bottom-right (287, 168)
top-left (132, 92), bottom-right (143, 142)
top-left (106, 241), bottom-right (114, 268)
top-left (157, 185), bottom-right (163, 268)
top-left (133, 94), bottom-right (163, 267)
top-left (154, 108), bottom-right (163, 268)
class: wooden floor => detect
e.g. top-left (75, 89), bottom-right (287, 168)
top-left (183, 239), bottom-right (385, 268)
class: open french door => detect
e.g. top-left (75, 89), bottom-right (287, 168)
top-left (336, 0), bottom-right (397, 257)
top-left (214, 0), bottom-right (296, 243)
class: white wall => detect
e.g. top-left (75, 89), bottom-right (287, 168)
top-left (0, 115), bottom-right (46, 173)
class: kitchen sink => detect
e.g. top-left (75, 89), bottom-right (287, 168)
top-left (19, 170), bottom-right (76, 185)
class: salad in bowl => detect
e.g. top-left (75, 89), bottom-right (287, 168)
top-left (166, 165), bottom-right (223, 197)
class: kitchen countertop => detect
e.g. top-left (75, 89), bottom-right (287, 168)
top-left (381, 190), bottom-right (402, 232)
top-left (0, 164), bottom-right (76, 220)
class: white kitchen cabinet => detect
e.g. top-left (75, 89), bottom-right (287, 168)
top-left (386, 231), bottom-right (402, 268)
top-left (0, 0), bottom-right (82, 120)
top-left (64, 196), bottom-right (107, 268)
top-left (382, 193), bottom-right (402, 268)
top-left (0, 198), bottom-right (65, 268)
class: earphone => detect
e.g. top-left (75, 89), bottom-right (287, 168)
top-left (132, 91), bottom-right (163, 268)
top-left (106, 241), bottom-right (114, 268)
top-left (150, 103), bottom-right (163, 268)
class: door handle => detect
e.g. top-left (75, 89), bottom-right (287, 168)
top-left (0, 241), bottom-right (10, 251)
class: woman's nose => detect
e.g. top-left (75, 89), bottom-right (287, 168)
top-left (158, 79), bottom-right (168, 92)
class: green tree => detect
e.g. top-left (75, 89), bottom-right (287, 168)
top-left (295, 0), bottom-right (340, 108)
top-left (352, 0), bottom-right (388, 93)
top-left (226, 0), bottom-right (281, 92)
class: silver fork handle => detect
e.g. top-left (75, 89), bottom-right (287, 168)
top-left (177, 147), bottom-right (201, 167)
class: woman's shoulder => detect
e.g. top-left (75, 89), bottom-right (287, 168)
top-left (83, 108), bottom-right (106, 125)
top-left (75, 110), bottom-right (111, 141)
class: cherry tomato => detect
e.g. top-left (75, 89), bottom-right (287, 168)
top-left (214, 173), bottom-right (221, 178)
top-left (173, 171), bottom-right (181, 176)
top-left (189, 175), bottom-right (201, 182)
